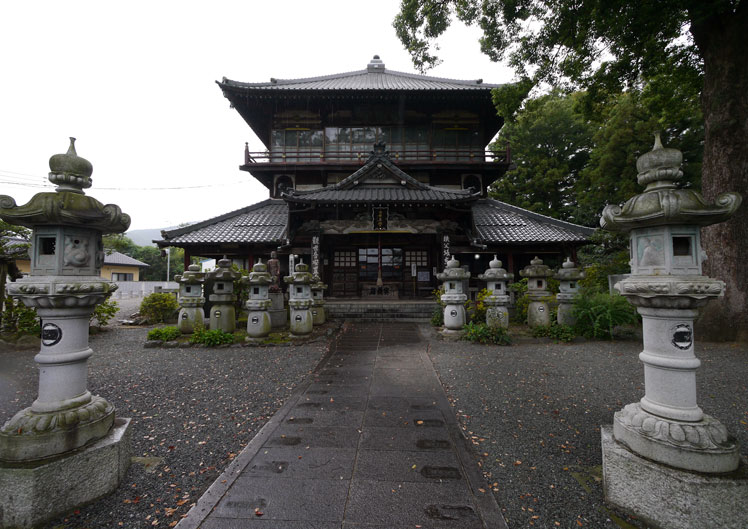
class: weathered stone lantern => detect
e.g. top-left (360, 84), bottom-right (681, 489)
top-left (244, 259), bottom-right (272, 338)
top-left (554, 258), bottom-right (584, 326)
top-left (284, 259), bottom-right (314, 335)
top-left (477, 255), bottom-right (513, 328)
top-left (310, 275), bottom-right (327, 326)
top-left (175, 264), bottom-right (205, 333)
top-left (600, 134), bottom-right (744, 528)
top-left (436, 255), bottom-right (470, 332)
top-left (0, 138), bottom-right (131, 526)
top-left (519, 256), bottom-right (553, 328)
top-left (206, 257), bottom-right (240, 333)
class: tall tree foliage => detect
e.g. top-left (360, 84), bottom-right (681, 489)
top-left (490, 91), bottom-right (593, 222)
top-left (395, 0), bottom-right (747, 340)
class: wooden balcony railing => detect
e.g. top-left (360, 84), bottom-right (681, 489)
top-left (243, 145), bottom-right (511, 165)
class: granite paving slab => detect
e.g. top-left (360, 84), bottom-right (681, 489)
top-left (176, 322), bottom-right (507, 529)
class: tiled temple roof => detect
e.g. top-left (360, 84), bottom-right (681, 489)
top-left (104, 251), bottom-right (149, 267)
top-left (472, 199), bottom-right (593, 244)
top-left (219, 56), bottom-right (501, 93)
top-left (158, 200), bottom-right (287, 245)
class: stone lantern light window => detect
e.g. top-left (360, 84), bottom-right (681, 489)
top-left (253, 287), bottom-right (260, 295)
top-left (537, 280), bottom-right (543, 288)
top-left (217, 283), bottom-right (224, 290)
top-left (40, 237), bottom-right (56, 254)
top-left (186, 286), bottom-right (191, 293)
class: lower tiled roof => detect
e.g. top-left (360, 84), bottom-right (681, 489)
top-left (104, 251), bottom-right (149, 267)
top-left (473, 199), bottom-right (593, 244)
top-left (285, 186), bottom-right (476, 204)
top-left (159, 200), bottom-right (287, 245)
top-left (157, 198), bottom-right (592, 247)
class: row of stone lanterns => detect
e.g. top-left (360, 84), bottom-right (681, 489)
top-left (174, 257), bottom-right (327, 340)
top-left (438, 254), bottom-right (585, 332)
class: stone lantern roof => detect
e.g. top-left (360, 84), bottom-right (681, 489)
top-left (176, 264), bottom-right (204, 284)
top-left (601, 134), bottom-right (741, 232)
top-left (436, 256), bottom-right (470, 280)
top-left (477, 255), bottom-right (513, 282)
top-left (0, 138), bottom-right (130, 233)
top-left (248, 259), bottom-right (272, 284)
top-left (519, 256), bottom-right (552, 279)
top-left (554, 258), bottom-right (584, 281)
top-left (209, 257), bottom-right (241, 281)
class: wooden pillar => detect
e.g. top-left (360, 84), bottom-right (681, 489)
top-left (507, 252), bottom-right (515, 274)
top-left (183, 248), bottom-right (191, 269)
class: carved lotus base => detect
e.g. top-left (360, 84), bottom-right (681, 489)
top-left (288, 299), bottom-right (313, 310)
top-left (613, 402), bottom-right (739, 473)
top-left (8, 275), bottom-right (117, 309)
top-left (0, 395), bottom-right (114, 462)
top-left (246, 299), bottom-right (272, 311)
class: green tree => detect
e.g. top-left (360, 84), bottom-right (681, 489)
top-left (102, 233), bottom-right (138, 256)
top-left (489, 91), bottom-right (593, 222)
top-left (133, 246), bottom-right (184, 281)
top-left (395, 0), bottom-right (747, 340)
top-left (0, 220), bottom-right (30, 328)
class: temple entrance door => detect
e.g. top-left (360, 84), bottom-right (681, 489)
top-left (331, 250), bottom-right (358, 297)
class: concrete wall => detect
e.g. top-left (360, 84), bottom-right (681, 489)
top-left (111, 281), bottom-right (178, 299)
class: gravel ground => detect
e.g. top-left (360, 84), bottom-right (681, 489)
top-left (425, 327), bottom-right (748, 529)
top-left (1, 297), bottom-right (333, 529)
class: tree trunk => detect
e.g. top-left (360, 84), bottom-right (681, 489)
top-left (691, 5), bottom-right (748, 341)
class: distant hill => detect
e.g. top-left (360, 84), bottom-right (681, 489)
top-left (126, 228), bottom-right (168, 247)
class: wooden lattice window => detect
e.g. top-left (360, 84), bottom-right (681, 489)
top-left (334, 251), bottom-right (357, 267)
top-left (405, 250), bottom-right (428, 266)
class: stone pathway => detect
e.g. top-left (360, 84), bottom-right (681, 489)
top-left (177, 322), bottom-right (507, 529)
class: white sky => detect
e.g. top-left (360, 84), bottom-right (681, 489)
top-left (0, 1), bottom-right (514, 232)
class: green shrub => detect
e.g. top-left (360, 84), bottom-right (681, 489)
top-left (2, 297), bottom-right (40, 336)
top-left (509, 278), bottom-right (529, 324)
top-left (91, 296), bottom-right (119, 327)
top-left (430, 307), bottom-right (444, 327)
top-left (531, 323), bottom-right (576, 342)
top-left (573, 292), bottom-right (638, 340)
top-left (461, 321), bottom-right (512, 345)
top-left (147, 326), bottom-right (181, 342)
top-left (469, 288), bottom-right (490, 323)
top-left (139, 293), bottom-right (179, 324)
top-left (190, 327), bottom-right (235, 346)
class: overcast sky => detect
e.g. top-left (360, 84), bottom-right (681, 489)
top-left (0, 1), bottom-right (514, 233)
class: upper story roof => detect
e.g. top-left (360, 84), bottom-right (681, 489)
top-left (219, 55), bottom-right (502, 93)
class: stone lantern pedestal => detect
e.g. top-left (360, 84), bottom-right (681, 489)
top-left (284, 259), bottom-right (313, 336)
top-left (311, 276), bottom-right (327, 326)
top-left (554, 258), bottom-right (583, 326)
top-left (477, 256), bottom-right (512, 328)
top-left (244, 259), bottom-right (272, 339)
top-left (436, 256), bottom-right (470, 333)
top-left (599, 134), bottom-right (746, 528)
top-left (207, 257), bottom-right (240, 333)
top-left (176, 264), bottom-right (205, 334)
top-left (0, 138), bottom-right (132, 528)
top-left (520, 257), bottom-right (553, 328)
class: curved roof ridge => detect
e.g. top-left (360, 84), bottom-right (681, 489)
top-left (159, 199), bottom-right (284, 241)
top-left (479, 198), bottom-right (594, 234)
top-left (219, 67), bottom-right (502, 90)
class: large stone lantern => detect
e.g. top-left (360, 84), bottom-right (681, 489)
top-left (436, 255), bottom-right (470, 332)
top-left (599, 134), bottom-right (744, 528)
top-left (477, 255), bottom-right (513, 328)
top-left (244, 259), bottom-right (272, 338)
top-left (0, 138), bottom-right (131, 526)
top-left (176, 264), bottom-right (205, 334)
top-left (310, 275), bottom-right (327, 326)
top-left (284, 259), bottom-right (314, 335)
top-left (519, 256), bottom-right (553, 328)
top-left (206, 257), bottom-right (240, 333)
top-left (554, 258), bottom-right (584, 326)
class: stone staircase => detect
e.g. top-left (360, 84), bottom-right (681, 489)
top-left (325, 300), bottom-right (437, 321)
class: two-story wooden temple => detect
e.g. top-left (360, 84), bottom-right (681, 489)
top-left (157, 56), bottom-right (592, 298)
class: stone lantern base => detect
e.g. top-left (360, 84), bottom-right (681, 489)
top-left (601, 427), bottom-right (748, 529)
top-left (0, 418), bottom-right (131, 529)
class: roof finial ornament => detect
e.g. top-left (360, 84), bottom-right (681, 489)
top-left (368, 55), bottom-right (385, 72)
top-left (48, 137), bottom-right (94, 194)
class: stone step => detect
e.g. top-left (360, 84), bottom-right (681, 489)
top-left (325, 301), bottom-right (437, 322)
